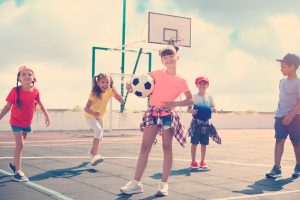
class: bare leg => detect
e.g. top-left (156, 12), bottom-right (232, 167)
top-left (292, 141), bottom-right (300, 164)
top-left (191, 144), bottom-right (197, 162)
top-left (161, 129), bottom-right (173, 182)
top-left (22, 132), bottom-right (28, 140)
top-left (91, 138), bottom-right (100, 156)
top-left (200, 144), bottom-right (206, 163)
top-left (134, 125), bottom-right (158, 181)
top-left (274, 139), bottom-right (285, 167)
top-left (13, 133), bottom-right (25, 172)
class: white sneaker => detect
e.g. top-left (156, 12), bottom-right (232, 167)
top-left (156, 181), bottom-right (168, 196)
top-left (90, 155), bottom-right (104, 166)
top-left (88, 150), bottom-right (93, 158)
top-left (120, 180), bottom-right (143, 194)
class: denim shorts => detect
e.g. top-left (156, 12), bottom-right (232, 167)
top-left (11, 125), bottom-right (32, 133)
top-left (274, 115), bottom-right (300, 142)
top-left (152, 115), bottom-right (172, 128)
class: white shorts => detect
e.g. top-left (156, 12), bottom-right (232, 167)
top-left (85, 118), bottom-right (104, 139)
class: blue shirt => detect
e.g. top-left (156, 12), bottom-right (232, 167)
top-left (193, 94), bottom-right (215, 120)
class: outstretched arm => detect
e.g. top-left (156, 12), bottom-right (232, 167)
top-left (112, 87), bottom-right (125, 104)
top-left (37, 101), bottom-right (50, 127)
top-left (163, 90), bottom-right (194, 108)
top-left (0, 102), bottom-right (12, 121)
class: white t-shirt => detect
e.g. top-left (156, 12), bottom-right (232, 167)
top-left (194, 94), bottom-right (215, 108)
top-left (275, 78), bottom-right (300, 117)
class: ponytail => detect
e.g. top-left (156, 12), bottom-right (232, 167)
top-left (16, 76), bottom-right (21, 109)
top-left (92, 73), bottom-right (107, 97)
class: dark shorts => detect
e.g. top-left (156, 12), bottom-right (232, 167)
top-left (152, 115), bottom-right (172, 128)
top-left (190, 124), bottom-right (209, 145)
top-left (274, 115), bottom-right (300, 142)
top-left (11, 125), bottom-right (32, 133)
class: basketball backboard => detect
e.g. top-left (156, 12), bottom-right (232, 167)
top-left (148, 12), bottom-right (191, 47)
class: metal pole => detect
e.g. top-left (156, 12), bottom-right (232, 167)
top-left (92, 47), bottom-right (96, 79)
top-left (147, 52), bottom-right (152, 104)
top-left (148, 52), bottom-right (152, 73)
top-left (120, 0), bottom-right (126, 111)
top-left (121, 48), bottom-right (143, 112)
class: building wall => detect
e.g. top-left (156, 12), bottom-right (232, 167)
top-left (0, 110), bottom-right (275, 131)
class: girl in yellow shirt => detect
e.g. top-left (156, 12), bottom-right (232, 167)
top-left (84, 73), bottom-right (124, 166)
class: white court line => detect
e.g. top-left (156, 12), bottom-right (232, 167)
top-left (0, 169), bottom-right (73, 200)
top-left (0, 156), bottom-right (277, 168)
top-left (0, 139), bottom-right (90, 144)
top-left (0, 156), bottom-right (293, 168)
top-left (0, 138), bottom-right (138, 144)
top-left (213, 190), bottom-right (300, 200)
top-left (1, 156), bottom-right (294, 169)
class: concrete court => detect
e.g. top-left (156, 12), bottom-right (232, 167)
top-left (0, 129), bottom-right (300, 200)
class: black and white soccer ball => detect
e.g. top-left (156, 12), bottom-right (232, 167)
top-left (130, 74), bottom-right (154, 98)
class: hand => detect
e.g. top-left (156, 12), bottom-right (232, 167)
top-left (162, 101), bottom-right (176, 109)
top-left (45, 116), bottom-right (50, 127)
top-left (282, 115), bottom-right (293, 126)
top-left (94, 111), bottom-right (100, 117)
top-left (212, 108), bottom-right (217, 113)
top-left (126, 81), bottom-right (133, 93)
top-left (191, 109), bottom-right (197, 116)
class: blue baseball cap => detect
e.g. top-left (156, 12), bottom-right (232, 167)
top-left (276, 53), bottom-right (300, 66)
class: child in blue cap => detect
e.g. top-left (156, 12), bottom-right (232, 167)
top-left (266, 53), bottom-right (300, 179)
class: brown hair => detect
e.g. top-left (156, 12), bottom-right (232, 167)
top-left (91, 73), bottom-right (109, 97)
top-left (16, 71), bottom-right (35, 109)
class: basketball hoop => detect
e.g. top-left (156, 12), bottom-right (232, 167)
top-left (148, 12), bottom-right (191, 47)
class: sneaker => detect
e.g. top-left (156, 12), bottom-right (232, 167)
top-left (13, 171), bottom-right (29, 182)
top-left (9, 163), bottom-right (16, 174)
top-left (190, 161), bottom-right (198, 169)
top-left (200, 161), bottom-right (208, 169)
top-left (156, 181), bottom-right (168, 196)
top-left (88, 150), bottom-right (93, 158)
top-left (266, 165), bottom-right (282, 179)
top-left (292, 164), bottom-right (300, 178)
top-left (90, 155), bottom-right (104, 166)
top-left (120, 180), bottom-right (143, 194)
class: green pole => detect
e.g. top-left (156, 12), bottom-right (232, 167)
top-left (92, 47), bottom-right (96, 79)
top-left (120, 0), bottom-right (126, 111)
top-left (147, 52), bottom-right (152, 104)
top-left (148, 52), bottom-right (152, 73)
top-left (121, 48), bottom-right (143, 112)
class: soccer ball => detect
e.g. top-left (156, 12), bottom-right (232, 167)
top-left (130, 74), bottom-right (154, 98)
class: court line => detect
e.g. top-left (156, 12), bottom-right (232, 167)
top-left (213, 189), bottom-right (300, 200)
top-left (0, 169), bottom-right (73, 200)
top-left (0, 137), bottom-right (140, 144)
top-left (0, 156), bottom-right (282, 168)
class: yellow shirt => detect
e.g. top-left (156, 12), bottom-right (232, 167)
top-left (85, 88), bottom-right (114, 119)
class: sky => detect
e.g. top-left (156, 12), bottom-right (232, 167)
top-left (1, 0), bottom-right (300, 112)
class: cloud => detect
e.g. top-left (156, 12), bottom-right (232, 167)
top-left (0, 0), bottom-right (298, 112)
top-left (0, 1), bottom-right (26, 26)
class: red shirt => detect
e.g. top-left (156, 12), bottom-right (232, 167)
top-left (6, 87), bottom-right (40, 128)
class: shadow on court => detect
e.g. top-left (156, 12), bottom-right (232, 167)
top-left (150, 167), bottom-right (210, 179)
top-left (0, 176), bottom-right (13, 187)
top-left (233, 177), bottom-right (295, 195)
top-left (117, 193), bottom-right (166, 200)
top-left (29, 162), bottom-right (97, 181)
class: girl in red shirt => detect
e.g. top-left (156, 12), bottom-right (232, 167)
top-left (0, 66), bottom-right (50, 182)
